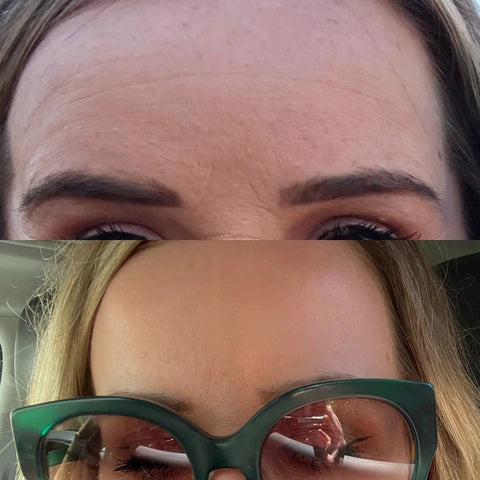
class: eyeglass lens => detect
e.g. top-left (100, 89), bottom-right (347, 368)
top-left (260, 398), bottom-right (415, 480)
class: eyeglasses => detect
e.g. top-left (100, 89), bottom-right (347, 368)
top-left (11, 379), bottom-right (437, 480)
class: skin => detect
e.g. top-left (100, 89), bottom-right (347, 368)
top-left (5, 0), bottom-right (467, 239)
top-left (89, 242), bottom-right (405, 479)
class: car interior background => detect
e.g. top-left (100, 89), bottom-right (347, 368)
top-left (0, 241), bottom-right (480, 480)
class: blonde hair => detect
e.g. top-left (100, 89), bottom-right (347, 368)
top-left (23, 240), bottom-right (480, 480)
top-left (0, 0), bottom-right (480, 238)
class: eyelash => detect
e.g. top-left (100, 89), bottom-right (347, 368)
top-left (113, 456), bottom-right (182, 479)
top-left (112, 437), bottom-right (370, 477)
top-left (74, 224), bottom-right (160, 240)
top-left (78, 225), bottom-right (149, 240)
top-left (74, 221), bottom-right (417, 240)
top-left (313, 221), bottom-right (417, 240)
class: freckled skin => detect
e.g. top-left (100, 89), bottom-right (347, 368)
top-left (6, 0), bottom-right (466, 239)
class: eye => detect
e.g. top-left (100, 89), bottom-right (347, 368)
top-left (310, 218), bottom-right (418, 240)
top-left (75, 224), bottom-right (163, 240)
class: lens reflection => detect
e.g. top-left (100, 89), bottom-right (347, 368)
top-left (260, 398), bottom-right (415, 480)
top-left (45, 415), bottom-right (194, 480)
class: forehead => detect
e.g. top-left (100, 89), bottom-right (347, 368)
top-left (91, 242), bottom-right (398, 426)
top-left (8, 0), bottom-right (446, 197)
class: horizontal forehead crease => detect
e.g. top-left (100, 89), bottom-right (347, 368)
top-left (13, 73), bottom-right (443, 194)
top-left (10, 0), bottom-right (439, 136)
top-left (6, 0), bottom-right (447, 205)
top-left (6, 0), bottom-right (454, 238)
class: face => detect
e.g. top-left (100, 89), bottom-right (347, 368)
top-left (86, 242), bottom-right (405, 479)
top-left (6, 0), bottom-right (466, 240)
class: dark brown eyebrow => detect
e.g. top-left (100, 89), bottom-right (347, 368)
top-left (18, 168), bottom-right (442, 216)
top-left (103, 373), bottom-right (359, 414)
top-left (280, 169), bottom-right (443, 209)
top-left (18, 171), bottom-right (182, 214)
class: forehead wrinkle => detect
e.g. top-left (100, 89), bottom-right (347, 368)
top-left (342, 1), bottom-right (439, 139)
top-left (11, 0), bottom-right (438, 131)
top-left (12, 57), bottom-right (121, 137)
top-left (9, 0), bottom-right (447, 206)
top-left (11, 57), bottom-right (155, 144)
top-left (19, 73), bottom-right (439, 170)
top-left (64, 73), bottom-right (400, 119)
top-left (28, 67), bottom-right (397, 127)
top-left (21, 70), bottom-right (406, 157)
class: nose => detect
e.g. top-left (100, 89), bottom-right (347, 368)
top-left (208, 468), bottom-right (248, 480)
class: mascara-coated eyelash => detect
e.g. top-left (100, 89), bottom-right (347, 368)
top-left (113, 455), bottom-right (185, 479)
top-left (75, 224), bottom-right (162, 240)
top-left (71, 220), bottom-right (418, 240)
top-left (312, 220), bottom-right (418, 240)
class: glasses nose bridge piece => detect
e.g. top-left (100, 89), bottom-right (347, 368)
top-left (203, 432), bottom-right (255, 478)
top-left (211, 436), bottom-right (247, 468)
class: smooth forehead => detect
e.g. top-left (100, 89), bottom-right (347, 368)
top-left (108, 241), bottom-right (381, 293)
top-left (93, 242), bottom-right (396, 381)
top-left (9, 0), bottom-right (444, 188)
top-left (91, 242), bottom-right (399, 429)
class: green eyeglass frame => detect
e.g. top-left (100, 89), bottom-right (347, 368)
top-left (11, 378), bottom-right (437, 480)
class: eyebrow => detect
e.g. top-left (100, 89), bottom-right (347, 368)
top-left (104, 373), bottom-right (359, 415)
top-left (280, 168), bottom-right (443, 209)
top-left (18, 168), bottom-right (442, 217)
top-left (18, 171), bottom-right (183, 214)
